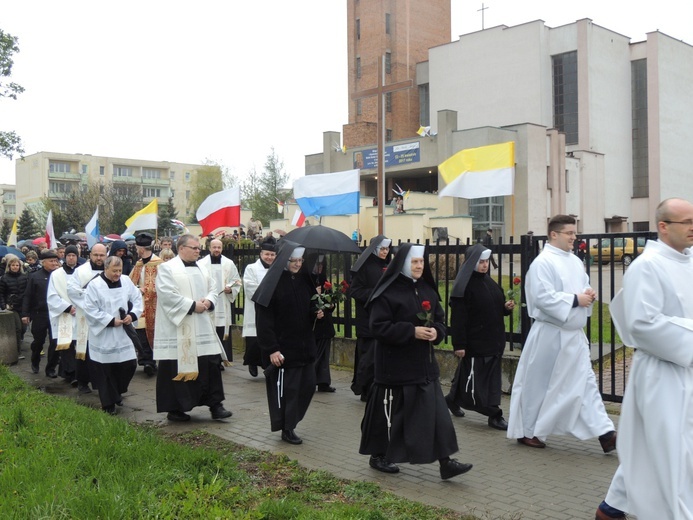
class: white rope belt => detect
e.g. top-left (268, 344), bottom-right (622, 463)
top-left (464, 358), bottom-right (476, 406)
top-left (276, 368), bottom-right (284, 409)
top-left (383, 388), bottom-right (394, 440)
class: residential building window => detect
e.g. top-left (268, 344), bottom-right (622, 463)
top-left (469, 196), bottom-right (504, 241)
top-left (419, 84), bottom-right (430, 126)
top-left (99, 166), bottom-right (105, 176)
top-left (385, 52), bottom-right (391, 74)
top-left (357, 99), bottom-right (362, 116)
top-left (142, 168), bottom-right (162, 179)
top-left (49, 162), bottom-right (71, 173)
top-left (185, 172), bottom-right (191, 182)
top-left (386, 92), bottom-right (392, 113)
top-left (143, 187), bottom-right (161, 198)
top-left (552, 51), bottom-right (578, 145)
top-left (356, 18), bottom-right (360, 40)
top-left (49, 181), bottom-right (72, 193)
top-left (631, 59), bottom-right (649, 198)
top-left (170, 171), bottom-right (175, 180)
top-left (170, 189), bottom-right (175, 197)
top-left (356, 57), bottom-right (361, 79)
top-left (81, 164), bottom-right (87, 174)
top-left (114, 166), bottom-right (133, 177)
top-left (385, 13), bottom-right (391, 35)
top-left (185, 190), bottom-right (190, 200)
top-left (386, 128), bottom-right (393, 142)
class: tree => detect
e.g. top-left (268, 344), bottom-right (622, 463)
top-left (188, 162), bottom-right (224, 220)
top-left (1, 217), bottom-right (12, 241)
top-left (158, 196), bottom-right (180, 236)
top-left (241, 148), bottom-right (291, 227)
top-left (0, 28), bottom-right (25, 159)
top-left (16, 207), bottom-right (39, 240)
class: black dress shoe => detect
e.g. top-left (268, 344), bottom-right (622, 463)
top-left (369, 455), bottom-right (399, 473)
top-left (317, 384), bottom-right (336, 393)
top-left (77, 384), bottom-right (92, 395)
top-left (488, 415), bottom-right (508, 431)
top-left (210, 404), bottom-right (233, 420)
top-left (31, 363), bottom-right (39, 374)
top-left (281, 429), bottom-right (303, 445)
top-left (599, 430), bottom-right (617, 453)
top-left (115, 400), bottom-right (123, 407)
top-left (103, 405), bottom-right (117, 416)
top-left (167, 410), bottom-right (191, 422)
top-left (248, 365), bottom-right (258, 377)
top-left (445, 394), bottom-right (465, 417)
top-left (143, 364), bottom-right (156, 376)
top-left (440, 459), bottom-right (473, 480)
top-left (45, 369), bottom-right (57, 379)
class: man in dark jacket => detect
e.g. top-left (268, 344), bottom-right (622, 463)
top-left (108, 240), bottom-right (133, 276)
top-left (348, 235), bottom-right (390, 400)
top-left (445, 244), bottom-right (515, 430)
top-left (482, 228), bottom-right (499, 269)
top-left (22, 250), bottom-right (61, 375)
top-left (253, 241), bottom-right (323, 445)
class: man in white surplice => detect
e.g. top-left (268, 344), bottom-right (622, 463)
top-left (507, 214), bottom-right (616, 451)
top-left (153, 234), bottom-right (233, 422)
top-left (596, 198), bottom-right (693, 520)
top-left (197, 238), bottom-right (241, 363)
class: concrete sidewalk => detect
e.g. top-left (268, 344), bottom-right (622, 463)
top-left (9, 350), bottom-right (619, 520)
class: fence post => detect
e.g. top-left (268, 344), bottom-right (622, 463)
top-left (519, 233), bottom-right (537, 346)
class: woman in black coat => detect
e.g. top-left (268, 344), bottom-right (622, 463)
top-left (359, 243), bottom-right (473, 480)
top-left (0, 254), bottom-right (29, 354)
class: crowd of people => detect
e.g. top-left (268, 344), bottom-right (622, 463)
top-left (2, 200), bottom-right (691, 511)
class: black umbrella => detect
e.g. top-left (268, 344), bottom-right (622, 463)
top-left (60, 233), bottom-right (81, 242)
top-left (281, 226), bottom-right (361, 254)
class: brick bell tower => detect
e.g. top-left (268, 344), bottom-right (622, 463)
top-left (344, 0), bottom-right (451, 148)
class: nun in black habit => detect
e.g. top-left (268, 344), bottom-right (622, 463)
top-left (445, 244), bottom-right (515, 430)
top-left (359, 243), bottom-right (473, 480)
top-left (252, 240), bottom-right (323, 445)
top-left (348, 235), bottom-right (391, 399)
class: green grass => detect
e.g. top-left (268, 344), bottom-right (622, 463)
top-left (0, 366), bottom-right (479, 520)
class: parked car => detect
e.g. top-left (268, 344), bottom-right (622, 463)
top-left (589, 237), bottom-right (647, 266)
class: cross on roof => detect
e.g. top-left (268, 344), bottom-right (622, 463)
top-left (351, 55), bottom-right (413, 234)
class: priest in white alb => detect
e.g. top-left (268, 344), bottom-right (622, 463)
top-left (153, 234), bottom-right (233, 422)
top-left (507, 215), bottom-right (616, 452)
top-left (197, 238), bottom-right (241, 363)
top-left (596, 198), bottom-right (693, 520)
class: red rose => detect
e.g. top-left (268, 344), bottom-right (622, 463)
top-left (421, 300), bottom-right (431, 311)
top-left (341, 285), bottom-right (348, 294)
top-left (513, 277), bottom-right (521, 286)
top-left (323, 281), bottom-right (332, 291)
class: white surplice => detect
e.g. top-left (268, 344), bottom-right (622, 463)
top-left (83, 274), bottom-right (142, 364)
top-left (153, 257), bottom-right (224, 361)
top-left (67, 263), bottom-right (102, 358)
top-left (47, 267), bottom-right (76, 346)
top-left (604, 240), bottom-right (693, 519)
top-left (241, 258), bottom-right (270, 338)
top-left (197, 254), bottom-right (240, 335)
top-left (507, 243), bottom-right (614, 441)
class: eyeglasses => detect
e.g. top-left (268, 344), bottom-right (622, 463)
top-left (556, 231), bottom-right (577, 237)
top-left (181, 245), bottom-right (201, 251)
top-left (663, 220), bottom-right (693, 226)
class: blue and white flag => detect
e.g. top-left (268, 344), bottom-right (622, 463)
top-left (85, 208), bottom-right (99, 248)
top-left (293, 169), bottom-right (360, 217)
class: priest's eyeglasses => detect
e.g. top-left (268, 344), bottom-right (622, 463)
top-left (181, 245), bottom-right (201, 251)
top-left (663, 219), bottom-right (693, 226)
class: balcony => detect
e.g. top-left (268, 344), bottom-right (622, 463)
top-left (141, 177), bottom-right (171, 186)
top-left (112, 175), bottom-right (141, 185)
top-left (48, 171), bottom-right (81, 181)
top-left (48, 191), bottom-right (72, 200)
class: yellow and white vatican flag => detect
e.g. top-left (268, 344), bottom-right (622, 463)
top-left (7, 217), bottom-right (17, 246)
top-left (438, 142), bottom-right (515, 199)
top-left (123, 199), bottom-right (158, 235)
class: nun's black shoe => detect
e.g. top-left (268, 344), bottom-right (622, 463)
top-left (167, 410), bottom-right (191, 422)
top-left (440, 459), bottom-right (473, 480)
top-left (281, 429), bottom-right (303, 445)
top-left (143, 364), bottom-right (156, 376)
top-left (317, 384), bottom-right (336, 393)
top-left (369, 455), bottom-right (399, 473)
top-left (248, 365), bottom-right (258, 377)
top-left (445, 394), bottom-right (465, 417)
top-left (103, 405), bottom-right (117, 416)
top-left (210, 404), bottom-right (233, 420)
top-left (488, 415), bottom-right (508, 430)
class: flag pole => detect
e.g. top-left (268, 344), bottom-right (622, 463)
top-left (511, 195), bottom-right (515, 238)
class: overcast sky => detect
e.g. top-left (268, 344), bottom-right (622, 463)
top-left (2, 0), bottom-right (691, 187)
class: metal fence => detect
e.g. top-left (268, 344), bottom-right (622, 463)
top-left (219, 231), bottom-right (657, 403)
